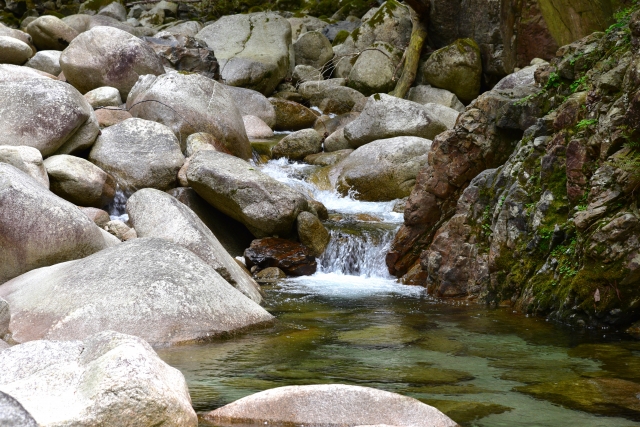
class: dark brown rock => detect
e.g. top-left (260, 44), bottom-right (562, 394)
top-left (95, 109), bottom-right (132, 127)
top-left (269, 98), bottom-right (318, 131)
top-left (244, 238), bottom-right (317, 276)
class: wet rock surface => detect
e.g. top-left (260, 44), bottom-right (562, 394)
top-left (244, 237), bottom-right (317, 276)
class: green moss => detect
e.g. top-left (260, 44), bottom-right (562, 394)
top-left (332, 29), bottom-right (350, 46)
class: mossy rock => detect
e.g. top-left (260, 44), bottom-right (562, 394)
top-left (420, 399), bottom-right (512, 425)
top-left (336, 324), bottom-right (422, 346)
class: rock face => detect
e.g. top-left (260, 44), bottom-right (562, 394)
top-left (205, 384), bottom-right (458, 427)
top-left (272, 129), bottom-right (323, 160)
top-left (270, 98), bottom-right (318, 131)
top-left (0, 331), bottom-right (197, 426)
top-left (142, 32), bottom-right (219, 79)
top-left (0, 78), bottom-right (99, 157)
top-left (336, 136), bottom-right (432, 201)
top-left (244, 238), bottom-right (317, 276)
top-left (24, 50), bottom-right (61, 76)
top-left (419, 38), bottom-right (482, 104)
top-left (196, 12), bottom-right (292, 95)
top-left (0, 392), bottom-right (38, 427)
top-left (127, 73), bottom-right (251, 159)
top-left (60, 26), bottom-right (165, 99)
top-left (0, 36), bottom-right (33, 65)
top-left (0, 146), bottom-right (49, 189)
top-left (89, 118), bottom-right (184, 193)
top-left (26, 16), bottom-right (78, 50)
top-left (44, 154), bottom-right (116, 208)
top-left (126, 188), bottom-right (264, 304)
top-left (187, 151), bottom-right (309, 238)
top-left (294, 30), bottom-right (333, 69)
top-left (343, 94), bottom-right (448, 148)
top-left (0, 238), bottom-right (274, 344)
top-left (0, 164), bottom-right (107, 284)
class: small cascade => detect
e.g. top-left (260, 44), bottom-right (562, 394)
top-left (108, 187), bottom-right (129, 221)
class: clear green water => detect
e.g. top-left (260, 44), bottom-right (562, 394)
top-left (158, 282), bottom-right (640, 427)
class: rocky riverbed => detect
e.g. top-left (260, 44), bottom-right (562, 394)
top-left (0, 0), bottom-right (638, 425)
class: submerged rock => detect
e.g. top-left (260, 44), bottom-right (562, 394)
top-left (0, 238), bottom-right (273, 345)
top-left (205, 384), bottom-right (458, 427)
top-left (244, 237), bottom-right (317, 276)
top-left (0, 331), bottom-right (197, 426)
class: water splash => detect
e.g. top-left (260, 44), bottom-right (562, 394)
top-left (108, 187), bottom-right (129, 222)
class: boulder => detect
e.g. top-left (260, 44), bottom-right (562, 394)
top-left (97, 1), bottom-right (127, 21)
top-left (61, 14), bottom-right (92, 33)
top-left (298, 79), bottom-right (365, 114)
top-left (0, 331), bottom-right (197, 426)
top-left (186, 150), bottom-right (309, 238)
top-left (0, 36), bottom-right (32, 65)
top-left (0, 78), bottom-right (99, 157)
top-left (84, 86), bottom-right (123, 108)
top-left (343, 94), bottom-right (448, 148)
top-left (424, 103), bottom-right (460, 129)
top-left (322, 20), bottom-right (361, 42)
top-left (243, 115), bottom-right (274, 139)
top-left (205, 384), bottom-right (457, 427)
top-left (59, 26), bottom-right (165, 99)
top-left (0, 391), bottom-right (38, 427)
top-left (270, 98), bottom-right (318, 131)
top-left (26, 16), bottom-right (78, 51)
top-left (95, 108), bottom-right (132, 127)
top-left (185, 132), bottom-right (230, 157)
top-left (126, 188), bottom-right (264, 303)
top-left (347, 41), bottom-right (402, 96)
top-left (244, 237), bottom-right (317, 276)
top-left (127, 73), bottom-right (251, 159)
top-left (104, 219), bottom-right (137, 241)
top-left (292, 64), bottom-right (324, 83)
top-left (0, 24), bottom-right (35, 53)
top-left (406, 85), bottom-right (465, 112)
top-left (493, 63), bottom-right (542, 90)
top-left (296, 211), bottom-right (330, 256)
top-left (294, 30), bottom-right (334, 69)
top-left (0, 64), bottom-right (56, 82)
top-left (226, 85), bottom-right (276, 128)
top-left (0, 164), bottom-right (107, 284)
top-left (419, 38), bottom-right (482, 104)
top-left (79, 207), bottom-right (110, 228)
top-left (44, 154), bottom-right (116, 208)
top-left (196, 12), bottom-right (292, 95)
top-left (0, 238), bottom-right (274, 344)
top-left (314, 112), bottom-right (360, 135)
top-left (335, 136), bottom-right (432, 201)
top-left (0, 146), bottom-right (49, 188)
top-left (304, 149), bottom-right (353, 166)
top-left (142, 32), bottom-right (219, 80)
top-left (272, 128), bottom-right (323, 160)
top-left (24, 50), bottom-right (61, 76)
top-left (167, 187), bottom-right (254, 258)
top-left (254, 266), bottom-right (286, 284)
top-left (89, 118), bottom-right (184, 193)
top-left (165, 21), bottom-right (203, 37)
top-left (324, 127), bottom-right (351, 152)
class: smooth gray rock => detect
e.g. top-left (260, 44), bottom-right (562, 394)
top-left (0, 164), bottom-right (107, 284)
top-left (165, 20), bottom-right (203, 37)
top-left (424, 103), bottom-right (460, 129)
top-left (294, 30), bottom-right (333, 69)
top-left (127, 73), bottom-right (251, 159)
top-left (0, 36), bottom-right (32, 65)
top-left (272, 129), bottom-right (323, 160)
top-left (0, 146), bottom-right (49, 189)
top-left (0, 63), bottom-right (56, 81)
top-left (343, 94), bottom-right (448, 148)
top-left (26, 16), bottom-right (78, 51)
top-left (83, 86), bottom-right (122, 108)
top-left (0, 391), bottom-right (38, 427)
top-left (89, 118), bottom-right (184, 194)
top-left (61, 14), bottom-right (92, 33)
top-left (406, 85), bottom-right (465, 112)
top-left (196, 12), bottom-right (292, 95)
top-left (292, 64), bottom-right (324, 84)
top-left (335, 136), bottom-right (432, 201)
top-left (60, 26), bottom-right (164, 99)
top-left (98, 1), bottom-right (127, 21)
top-left (243, 115), bottom-right (274, 139)
top-left (347, 41), bottom-right (402, 96)
top-left (0, 78), bottom-right (99, 157)
top-left (493, 64), bottom-right (542, 90)
top-left (205, 384), bottom-right (458, 427)
top-left (0, 24), bottom-right (35, 53)
top-left (126, 188), bottom-right (264, 304)
top-left (323, 128), bottom-right (351, 152)
top-left (0, 238), bottom-right (274, 344)
top-left (298, 79), bottom-right (365, 114)
top-left (44, 154), bottom-right (116, 208)
top-left (186, 150), bottom-right (309, 238)
top-left (0, 331), bottom-right (197, 426)
top-left (226, 85), bottom-right (276, 128)
top-left (24, 50), bottom-right (61, 75)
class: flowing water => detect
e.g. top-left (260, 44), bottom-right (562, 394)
top-left (158, 156), bottom-right (640, 427)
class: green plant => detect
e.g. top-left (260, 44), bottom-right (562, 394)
top-left (570, 75), bottom-right (588, 93)
top-left (545, 72), bottom-right (562, 89)
top-left (576, 118), bottom-right (598, 130)
top-left (606, 4), bottom-right (636, 34)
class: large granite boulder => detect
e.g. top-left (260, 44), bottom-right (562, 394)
top-left (205, 384), bottom-right (458, 427)
top-left (298, 79), bottom-right (366, 114)
top-left (0, 64), bottom-right (56, 82)
top-left (226, 85), bottom-right (276, 128)
top-left (0, 36), bottom-right (32, 65)
top-left (88, 118), bottom-right (184, 194)
top-left (44, 154), bottom-right (116, 208)
top-left (0, 78), bottom-right (99, 157)
top-left (60, 26), bottom-right (165, 99)
top-left (293, 30), bottom-right (333, 69)
top-left (244, 237), bottom-right (317, 276)
top-left (347, 41), bottom-right (403, 96)
top-left (24, 50), bottom-right (61, 75)
top-left (335, 136), bottom-right (432, 201)
top-left (127, 73), bottom-right (251, 159)
top-left (25, 16), bottom-right (78, 51)
top-left (0, 164), bottom-right (107, 284)
top-left (126, 188), bottom-right (264, 304)
top-left (272, 129), bottom-right (323, 160)
top-left (0, 238), bottom-right (274, 344)
top-left (0, 331), bottom-right (197, 426)
top-left (0, 392), bottom-right (37, 427)
top-left (406, 85), bottom-right (465, 112)
top-left (419, 38), bottom-right (482, 104)
top-left (142, 32), bottom-right (219, 80)
top-left (0, 146), bottom-right (49, 188)
top-left (196, 12), bottom-right (292, 96)
top-left (186, 150), bottom-right (309, 238)
top-left (343, 94), bottom-right (448, 148)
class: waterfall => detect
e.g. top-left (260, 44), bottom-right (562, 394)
top-left (108, 187), bottom-right (129, 222)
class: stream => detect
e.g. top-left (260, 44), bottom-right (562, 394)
top-left (158, 154), bottom-right (640, 427)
